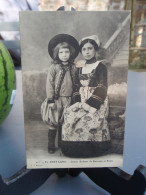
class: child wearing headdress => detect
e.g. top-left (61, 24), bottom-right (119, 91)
top-left (61, 35), bottom-right (111, 157)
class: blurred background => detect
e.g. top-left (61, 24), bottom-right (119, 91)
top-left (0, 0), bottom-right (146, 71)
top-left (0, 2), bottom-right (146, 194)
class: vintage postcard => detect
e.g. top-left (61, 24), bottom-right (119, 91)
top-left (19, 11), bottom-right (130, 168)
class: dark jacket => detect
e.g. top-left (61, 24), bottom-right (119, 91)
top-left (79, 62), bottom-right (107, 109)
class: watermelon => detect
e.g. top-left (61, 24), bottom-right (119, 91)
top-left (0, 41), bottom-right (16, 124)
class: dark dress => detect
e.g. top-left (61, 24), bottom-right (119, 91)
top-left (61, 60), bottom-right (111, 157)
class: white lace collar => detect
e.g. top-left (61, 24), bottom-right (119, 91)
top-left (81, 60), bottom-right (102, 74)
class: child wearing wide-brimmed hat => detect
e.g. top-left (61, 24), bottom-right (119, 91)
top-left (44, 34), bottom-right (81, 154)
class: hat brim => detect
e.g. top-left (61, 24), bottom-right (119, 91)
top-left (48, 34), bottom-right (79, 59)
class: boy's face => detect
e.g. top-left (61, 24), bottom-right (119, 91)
top-left (58, 48), bottom-right (70, 63)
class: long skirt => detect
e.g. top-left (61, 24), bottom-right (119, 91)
top-left (61, 97), bottom-right (111, 157)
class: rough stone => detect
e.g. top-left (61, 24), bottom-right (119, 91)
top-left (110, 127), bottom-right (125, 140)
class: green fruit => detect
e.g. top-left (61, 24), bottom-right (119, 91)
top-left (0, 41), bottom-right (16, 124)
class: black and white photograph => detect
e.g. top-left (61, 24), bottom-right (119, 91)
top-left (19, 10), bottom-right (130, 168)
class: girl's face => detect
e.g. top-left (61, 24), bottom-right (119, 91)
top-left (58, 48), bottom-right (70, 63)
top-left (81, 42), bottom-right (96, 60)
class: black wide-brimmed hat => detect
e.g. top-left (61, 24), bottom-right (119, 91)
top-left (48, 34), bottom-right (79, 59)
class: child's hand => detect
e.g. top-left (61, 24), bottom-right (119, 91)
top-left (82, 103), bottom-right (96, 114)
top-left (82, 102), bottom-right (91, 112)
top-left (66, 102), bottom-right (79, 112)
top-left (48, 103), bottom-right (56, 109)
top-left (89, 106), bottom-right (97, 114)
